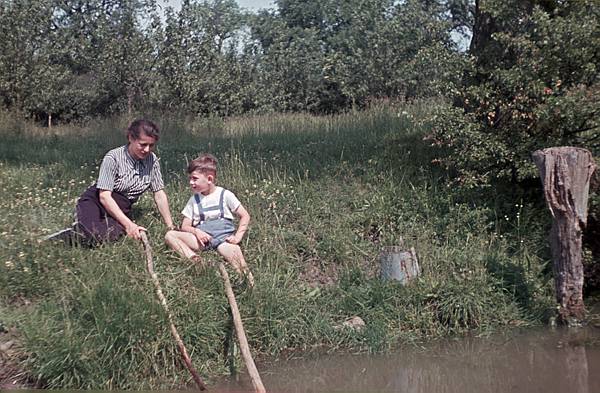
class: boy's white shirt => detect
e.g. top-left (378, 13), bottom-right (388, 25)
top-left (181, 186), bottom-right (241, 222)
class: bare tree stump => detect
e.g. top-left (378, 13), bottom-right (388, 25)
top-left (532, 147), bottom-right (597, 324)
top-left (379, 246), bottom-right (420, 284)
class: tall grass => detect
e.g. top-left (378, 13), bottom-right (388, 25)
top-left (0, 101), bottom-right (555, 388)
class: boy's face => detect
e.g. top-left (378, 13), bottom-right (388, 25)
top-left (189, 170), bottom-right (213, 195)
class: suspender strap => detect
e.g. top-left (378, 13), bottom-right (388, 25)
top-left (193, 189), bottom-right (226, 225)
top-left (218, 188), bottom-right (225, 219)
top-left (193, 193), bottom-right (201, 226)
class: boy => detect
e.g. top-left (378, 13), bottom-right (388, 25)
top-left (165, 154), bottom-right (254, 286)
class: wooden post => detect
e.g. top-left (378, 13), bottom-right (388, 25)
top-left (532, 147), bottom-right (597, 324)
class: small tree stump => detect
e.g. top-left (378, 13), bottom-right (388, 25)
top-left (532, 147), bottom-right (597, 324)
top-left (379, 246), bottom-right (420, 284)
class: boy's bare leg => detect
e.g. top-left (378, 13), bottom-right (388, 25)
top-left (165, 230), bottom-right (202, 261)
top-left (217, 242), bottom-right (255, 287)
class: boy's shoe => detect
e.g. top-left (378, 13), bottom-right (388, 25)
top-left (231, 271), bottom-right (254, 291)
top-left (244, 271), bottom-right (255, 289)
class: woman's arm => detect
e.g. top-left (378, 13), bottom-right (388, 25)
top-left (226, 204), bottom-right (250, 245)
top-left (99, 190), bottom-right (145, 240)
top-left (153, 189), bottom-right (175, 230)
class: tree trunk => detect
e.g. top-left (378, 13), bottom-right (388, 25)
top-left (127, 91), bottom-right (133, 119)
top-left (532, 147), bottom-right (597, 324)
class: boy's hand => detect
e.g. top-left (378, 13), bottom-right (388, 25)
top-left (194, 229), bottom-right (212, 246)
top-left (225, 235), bottom-right (242, 245)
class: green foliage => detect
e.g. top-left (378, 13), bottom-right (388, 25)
top-left (327, 0), bottom-right (467, 102)
top-left (155, 0), bottom-right (254, 116)
top-left (0, 0), bottom-right (165, 122)
top-left (248, 17), bottom-right (331, 112)
top-left (250, 0), bottom-right (467, 112)
top-left (0, 0), bottom-right (469, 119)
top-left (0, 1), bottom-right (64, 119)
top-left (429, 0), bottom-right (600, 187)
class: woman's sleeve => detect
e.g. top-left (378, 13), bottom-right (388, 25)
top-left (150, 157), bottom-right (165, 192)
top-left (96, 155), bottom-right (117, 191)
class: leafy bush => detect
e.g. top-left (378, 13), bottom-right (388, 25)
top-left (428, 1), bottom-right (600, 187)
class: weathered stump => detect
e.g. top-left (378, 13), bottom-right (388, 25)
top-left (379, 246), bottom-right (420, 284)
top-left (532, 147), bottom-right (597, 324)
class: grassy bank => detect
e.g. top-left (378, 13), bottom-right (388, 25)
top-left (0, 102), bottom-right (556, 389)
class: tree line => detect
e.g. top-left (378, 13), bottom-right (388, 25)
top-left (0, 0), bottom-right (598, 187)
top-left (0, 0), bottom-right (468, 121)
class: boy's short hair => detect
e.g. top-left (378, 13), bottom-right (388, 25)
top-left (188, 154), bottom-right (218, 178)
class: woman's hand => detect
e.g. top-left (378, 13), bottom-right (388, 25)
top-left (126, 223), bottom-right (146, 240)
top-left (194, 229), bottom-right (212, 246)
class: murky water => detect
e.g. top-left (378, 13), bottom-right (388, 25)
top-left (214, 327), bottom-right (600, 393)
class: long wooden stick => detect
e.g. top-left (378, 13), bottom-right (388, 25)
top-left (140, 232), bottom-right (207, 391)
top-left (216, 262), bottom-right (266, 393)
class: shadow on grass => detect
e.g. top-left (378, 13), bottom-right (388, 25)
top-left (485, 256), bottom-right (531, 310)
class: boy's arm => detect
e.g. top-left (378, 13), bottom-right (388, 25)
top-left (226, 204), bottom-right (250, 245)
top-left (180, 217), bottom-right (195, 232)
top-left (180, 217), bottom-right (211, 246)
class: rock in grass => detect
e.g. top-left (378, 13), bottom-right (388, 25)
top-left (334, 316), bottom-right (366, 332)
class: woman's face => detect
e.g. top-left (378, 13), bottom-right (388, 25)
top-left (128, 132), bottom-right (157, 160)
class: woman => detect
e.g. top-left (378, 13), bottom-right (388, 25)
top-left (48, 119), bottom-right (174, 244)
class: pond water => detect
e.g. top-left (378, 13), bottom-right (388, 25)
top-left (214, 326), bottom-right (600, 393)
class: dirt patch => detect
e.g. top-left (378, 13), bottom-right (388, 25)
top-left (298, 253), bottom-right (379, 288)
top-left (0, 328), bottom-right (36, 389)
top-left (0, 364), bottom-right (31, 390)
top-left (298, 257), bottom-right (340, 287)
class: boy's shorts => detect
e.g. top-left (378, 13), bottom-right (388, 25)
top-left (197, 219), bottom-right (236, 250)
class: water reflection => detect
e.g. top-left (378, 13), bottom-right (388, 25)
top-left (215, 327), bottom-right (600, 393)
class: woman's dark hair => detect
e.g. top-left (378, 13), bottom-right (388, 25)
top-left (127, 119), bottom-right (160, 141)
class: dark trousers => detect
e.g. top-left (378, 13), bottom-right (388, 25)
top-left (76, 186), bottom-right (133, 243)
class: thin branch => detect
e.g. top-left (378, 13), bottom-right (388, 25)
top-left (217, 263), bottom-right (266, 393)
top-left (140, 232), bottom-right (207, 391)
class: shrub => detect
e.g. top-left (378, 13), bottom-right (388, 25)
top-left (428, 1), bottom-right (600, 187)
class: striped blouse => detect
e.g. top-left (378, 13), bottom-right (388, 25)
top-left (96, 145), bottom-right (164, 201)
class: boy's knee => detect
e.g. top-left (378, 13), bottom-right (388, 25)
top-left (218, 243), bottom-right (240, 257)
top-left (164, 230), bottom-right (177, 244)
